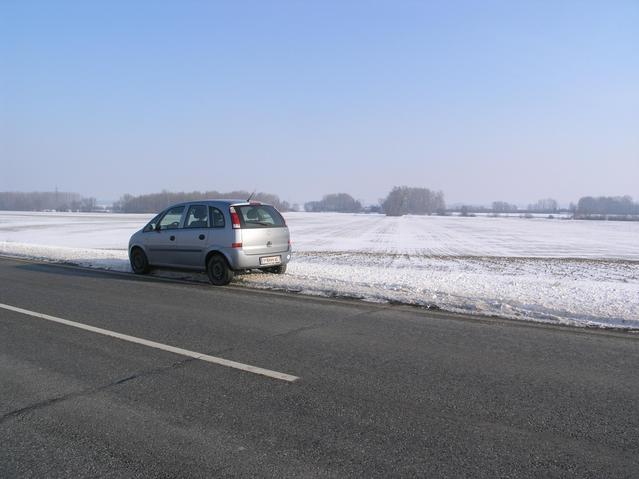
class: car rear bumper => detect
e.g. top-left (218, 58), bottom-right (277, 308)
top-left (225, 247), bottom-right (292, 270)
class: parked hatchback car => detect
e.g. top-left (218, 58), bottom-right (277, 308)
top-left (128, 200), bottom-right (291, 285)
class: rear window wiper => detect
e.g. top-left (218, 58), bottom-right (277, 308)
top-left (246, 220), bottom-right (272, 226)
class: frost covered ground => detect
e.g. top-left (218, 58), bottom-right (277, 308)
top-left (1, 211), bottom-right (638, 329)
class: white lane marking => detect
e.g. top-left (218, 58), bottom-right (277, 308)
top-left (0, 302), bottom-right (299, 383)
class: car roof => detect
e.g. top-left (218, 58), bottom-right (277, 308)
top-left (168, 199), bottom-right (273, 208)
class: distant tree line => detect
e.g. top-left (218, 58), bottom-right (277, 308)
top-left (5, 189), bottom-right (638, 221)
top-left (455, 198), bottom-right (561, 215)
top-left (491, 201), bottom-right (518, 213)
top-left (484, 198), bottom-right (559, 214)
top-left (0, 191), bottom-right (97, 212)
top-left (382, 186), bottom-right (445, 216)
top-left (575, 196), bottom-right (639, 218)
top-left (304, 193), bottom-right (362, 213)
top-left (454, 195), bottom-right (638, 220)
top-left (304, 187), bottom-right (446, 216)
top-left (528, 198), bottom-right (558, 213)
top-left (113, 190), bottom-right (291, 213)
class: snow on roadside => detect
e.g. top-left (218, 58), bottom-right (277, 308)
top-left (1, 241), bottom-right (638, 330)
top-left (2, 211), bottom-right (639, 329)
top-left (0, 242), bottom-right (130, 271)
top-left (236, 252), bottom-right (639, 329)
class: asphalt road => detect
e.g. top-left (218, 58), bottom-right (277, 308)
top-left (1, 257), bottom-right (638, 478)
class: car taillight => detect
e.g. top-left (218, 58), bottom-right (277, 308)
top-left (231, 242), bottom-right (242, 248)
top-left (230, 207), bottom-right (241, 229)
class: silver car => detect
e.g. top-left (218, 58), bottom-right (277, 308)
top-left (128, 200), bottom-right (291, 285)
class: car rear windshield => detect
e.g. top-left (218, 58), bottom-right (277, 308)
top-left (236, 205), bottom-right (286, 228)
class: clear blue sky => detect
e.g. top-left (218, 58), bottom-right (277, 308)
top-left (1, 0), bottom-right (637, 206)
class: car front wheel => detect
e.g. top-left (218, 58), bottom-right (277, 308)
top-left (130, 248), bottom-right (150, 274)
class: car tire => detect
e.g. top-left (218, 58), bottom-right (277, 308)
top-left (266, 264), bottom-right (287, 274)
top-left (130, 248), bottom-right (150, 274)
top-left (207, 254), bottom-right (234, 286)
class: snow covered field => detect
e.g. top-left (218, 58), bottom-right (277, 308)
top-left (1, 211), bottom-right (638, 329)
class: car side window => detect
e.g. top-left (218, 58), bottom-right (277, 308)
top-left (210, 207), bottom-right (225, 228)
top-left (143, 213), bottom-right (162, 233)
top-left (158, 206), bottom-right (185, 230)
top-left (185, 205), bottom-right (210, 229)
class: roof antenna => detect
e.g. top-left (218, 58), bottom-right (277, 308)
top-left (247, 189), bottom-right (256, 202)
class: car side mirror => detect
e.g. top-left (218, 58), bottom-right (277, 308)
top-left (155, 223), bottom-right (161, 232)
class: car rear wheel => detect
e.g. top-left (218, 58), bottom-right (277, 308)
top-left (207, 254), bottom-right (234, 286)
top-left (265, 264), bottom-right (287, 274)
top-left (130, 248), bottom-right (150, 274)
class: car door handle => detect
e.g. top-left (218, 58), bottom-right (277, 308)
top-left (198, 234), bottom-right (205, 240)
top-left (170, 235), bottom-right (175, 241)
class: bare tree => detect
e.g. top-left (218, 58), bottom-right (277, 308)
top-left (382, 186), bottom-right (446, 216)
top-left (304, 193), bottom-right (362, 213)
top-left (528, 198), bottom-right (558, 213)
top-left (491, 201), bottom-right (518, 213)
top-left (576, 196), bottom-right (638, 217)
